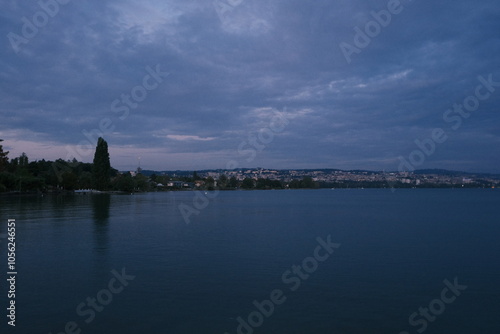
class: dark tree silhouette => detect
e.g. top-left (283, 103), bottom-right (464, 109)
top-left (92, 137), bottom-right (111, 190)
top-left (229, 176), bottom-right (238, 188)
top-left (241, 177), bottom-right (255, 189)
top-left (0, 139), bottom-right (9, 172)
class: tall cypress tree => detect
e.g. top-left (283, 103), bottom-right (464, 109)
top-left (92, 137), bottom-right (111, 190)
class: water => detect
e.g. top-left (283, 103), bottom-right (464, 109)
top-left (0, 189), bottom-right (499, 333)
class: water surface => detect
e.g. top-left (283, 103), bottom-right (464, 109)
top-left (0, 189), bottom-right (499, 333)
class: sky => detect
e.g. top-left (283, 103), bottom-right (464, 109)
top-left (1, 0), bottom-right (499, 172)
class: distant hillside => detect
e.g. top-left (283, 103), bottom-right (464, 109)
top-left (132, 167), bottom-right (500, 179)
top-left (413, 169), bottom-right (500, 179)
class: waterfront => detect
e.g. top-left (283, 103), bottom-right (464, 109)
top-left (0, 189), bottom-right (499, 333)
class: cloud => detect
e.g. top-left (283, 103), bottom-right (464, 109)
top-left (165, 135), bottom-right (216, 142)
top-left (0, 0), bottom-right (499, 172)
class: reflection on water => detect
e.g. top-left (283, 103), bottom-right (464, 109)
top-left (91, 194), bottom-right (110, 254)
top-left (92, 194), bottom-right (110, 223)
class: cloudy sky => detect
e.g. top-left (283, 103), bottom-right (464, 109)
top-left (1, 0), bottom-right (499, 172)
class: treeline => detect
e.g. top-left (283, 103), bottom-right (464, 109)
top-left (239, 176), bottom-right (319, 189)
top-left (0, 154), bottom-right (95, 192)
top-left (0, 138), bottom-right (321, 193)
top-left (148, 175), bottom-right (318, 191)
top-left (0, 138), bottom-right (120, 193)
top-left (0, 138), bottom-right (155, 193)
top-left (0, 156), bottom-right (161, 193)
top-left (0, 155), bottom-right (120, 193)
top-left (319, 180), bottom-right (490, 189)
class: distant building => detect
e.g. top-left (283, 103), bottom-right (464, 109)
top-left (167, 181), bottom-right (184, 188)
top-left (167, 181), bottom-right (194, 189)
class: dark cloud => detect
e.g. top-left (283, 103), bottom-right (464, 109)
top-left (0, 0), bottom-right (499, 172)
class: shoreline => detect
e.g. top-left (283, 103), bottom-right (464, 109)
top-left (1, 186), bottom-right (496, 198)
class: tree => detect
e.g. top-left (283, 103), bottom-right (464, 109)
top-left (256, 178), bottom-right (268, 189)
top-left (92, 137), bottom-right (111, 190)
top-left (0, 139), bottom-right (9, 173)
top-left (302, 176), bottom-right (317, 188)
top-left (12, 153), bottom-right (30, 176)
top-left (218, 174), bottom-right (228, 189)
top-left (256, 178), bottom-right (283, 189)
top-left (0, 172), bottom-right (16, 192)
top-left (229, 176), bottom-right (238, 188)
top-left (112, 172), bottom-right (136, 193)
top-left (241, 177), bottom-right (255, 189)
top-left (78, 171), bottom-right (93, 189)
top-left (134, 173), bottom-right (150, 192)
top-left (61, 172), bottom-right (78, 190)
top-left (19, 152), bottom-right (28, 167)
top-left (288, 176), bottom-right (318, 189)
top-left (206, 176), bottom-right (215, 190)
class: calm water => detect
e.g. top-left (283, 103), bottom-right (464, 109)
top-left (0, 189), bottom-right (499, 333)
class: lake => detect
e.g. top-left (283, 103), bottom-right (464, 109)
top-left (0, 189), bottom-right (499, 333)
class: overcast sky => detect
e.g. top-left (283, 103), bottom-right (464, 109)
top-left (1, 0), bottom-right (499, 172)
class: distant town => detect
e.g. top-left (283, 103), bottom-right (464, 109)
top-left (1, 138), bottom-right (499, 194)
top-left (139, 167), bottom-right (500, 190)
